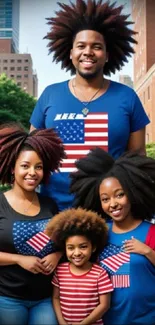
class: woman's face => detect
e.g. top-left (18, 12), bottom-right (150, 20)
top-left (13, 150), bottom-right (43, 192)
top-left (99, 177), bottom-right (132, 223)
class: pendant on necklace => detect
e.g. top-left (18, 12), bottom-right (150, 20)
top-left (82, 107), bottom-right (89, 117)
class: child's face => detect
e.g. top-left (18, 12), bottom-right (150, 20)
top-left (99, 177), bottom-right (132, 223)
top-left (66, 235), bottom-right (94, 268)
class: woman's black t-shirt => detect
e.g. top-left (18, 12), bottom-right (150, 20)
top-left (0, 192), bottom-right (58, 300)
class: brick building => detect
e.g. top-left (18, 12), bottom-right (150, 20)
top-left (0, 0), bottom-right (38, 97)
top-left (131, 0), bottom-right (155, 143)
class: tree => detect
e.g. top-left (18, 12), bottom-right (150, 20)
top-left (0, 73), bottom-right (37, 129)
top-left (146, 143), bottom-right (155, 159)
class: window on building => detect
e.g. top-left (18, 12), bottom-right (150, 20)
top-left (10, 59), bottom-right (15, 63)
top-left (24, 59), bottom-right (29, 62)
top-left (3, 59), bottom-right (8, 63)
top-left (17, 59), bottom-right (22, 63)
top-left (10, 67), bottom-right (15, 71)
top-left (17, 75), bottom-right (21, 79)
top-left (24, 74), bottom-right (28, 78)
top-left (23, 83), bottom-right (28, 90)
top-left (17, 82), bottom-right (21, 86)
top-left (10, 74), bottom-right (14, 78)
top-left (3, 67), bottom-right (8, 70)
top-left (17, 67), bottom-right (22, 71)
top-left (24, 66), bottom-right (29, 71)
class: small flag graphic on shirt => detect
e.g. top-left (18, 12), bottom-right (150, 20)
top-left (101, 251), bottom-right (130, 272)
top-left (26, 232), bottom-right (50, 252)
top-left (54, 112), bottom-right (108, 172)
top-left (100, 244), bottom-right (130, 288)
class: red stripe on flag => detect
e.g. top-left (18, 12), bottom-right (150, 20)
top-left (85, 136), bottom-right (108, 141)
top-left (59, 113), bottom-right (108, 172)
top-left (26, 232), bottom-right (50, 252)
top-left (111, 275), bottom-right (130, 288)
top-left (101, 252), bottom-right (130, 272)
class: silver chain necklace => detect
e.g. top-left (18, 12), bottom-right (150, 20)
top-left (23, 193), bottom-right (36, 214)
top-left (72, 79), bottom-right (103, 117)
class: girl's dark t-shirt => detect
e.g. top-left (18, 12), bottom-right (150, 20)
top-left (0, 192), bottom-right (58, 300)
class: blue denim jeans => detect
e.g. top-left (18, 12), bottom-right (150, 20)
top-left (0, 296), bottom-right (57, 325)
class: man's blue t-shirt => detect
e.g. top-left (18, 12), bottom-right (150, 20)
top-left (30, 80), bottom-right (149, 210)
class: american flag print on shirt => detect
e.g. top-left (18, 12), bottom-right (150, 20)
top-left (99, 243), bottom-right (130, 288)
top-left (54, 112), bottom-right (108, 172)
top-left (26, 231), bottom-right (51, 252)
top-left (13, 218), bottom-right (56, 258)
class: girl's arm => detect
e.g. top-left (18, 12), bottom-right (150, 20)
top-left (76, 293), bottom-right (111, 325)
top-left (52, 286), bottom-right (68, 325)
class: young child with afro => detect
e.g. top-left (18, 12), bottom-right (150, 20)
top-left (46, 207), bottom-right (113, 325)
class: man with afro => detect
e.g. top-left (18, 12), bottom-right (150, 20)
top-left (30, 0), bottom-right (149, 211)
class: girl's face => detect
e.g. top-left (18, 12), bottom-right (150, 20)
top-left (66, 235), bottom-right (95, 269)
top-left (99, 177), bottom-right (132, 223)
top-left (13, 150), bottom-right (43, 192)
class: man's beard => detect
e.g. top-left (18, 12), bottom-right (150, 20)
top-left (77, 68), bottom-right (103, 80)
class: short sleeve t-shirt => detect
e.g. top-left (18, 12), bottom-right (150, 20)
top-left (0, 192), bottom-right (58, 300)
top-left (99, 221), bottom-right (155, 325)
top-left (52, 262), bottom-right (113, 325)
top-left (30, 80), bottom-right (150, 210)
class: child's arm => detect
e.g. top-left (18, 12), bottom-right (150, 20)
top-left (52, 285), bottom-right (68, 325)
top-left (75, 293), bottom-right (111, 325)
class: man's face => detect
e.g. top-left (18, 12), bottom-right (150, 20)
top-left (70, 30), bottom-right (108, 79)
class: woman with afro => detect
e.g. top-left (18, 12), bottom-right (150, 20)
top-left (0, 123), bottom-right (65, 325)
top-left (46, 207), bottom-right (113, 325)
top-left (30, 0), bottom-right (149, 212)
top-left (70, 148), bottom-right (155, 325)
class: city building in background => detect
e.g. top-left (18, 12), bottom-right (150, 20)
top-left (0, 0), bottom-right (38, 97)
top-left (119, 74), bottom-right (133, 88)
top-left (0, 0), bottom-right (19, 53)
top-left (0, 53), bottom-right (38, 97)
top-left (132, 0), bottom-right (155, 143)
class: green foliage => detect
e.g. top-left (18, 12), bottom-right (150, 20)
top-left (0, 73), bottom-right (37, 128)
top-left (0, 183), bottom-right (11, 192)
top-left (146, 143), bottom-right (155, 159)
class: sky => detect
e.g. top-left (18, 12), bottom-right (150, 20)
top-left (19, 0), bottom-right (133, 97)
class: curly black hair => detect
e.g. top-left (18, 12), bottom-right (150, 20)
top-left (46, 207), bottom-right (108, 259)
top-left (0, 123), bottom-right (65, 184)
top-left (44, 0), bottom-right (137, 75)
top-left (70, 148), bottom-right (155, 221)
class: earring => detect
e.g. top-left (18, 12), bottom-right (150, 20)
top-left (106, 58), bottom-right (108, 62)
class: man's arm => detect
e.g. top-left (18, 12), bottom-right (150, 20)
top-left (127, 127), bottom-right (146, 155)
top-left (30, 125), bottom-right (36, 132)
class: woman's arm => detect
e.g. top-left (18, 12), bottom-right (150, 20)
top-left (52, 286), bottom-right (68, 325)
top-left (124, 237), bottom-right (155, 265)
top-left (0, 252), bottom-right (46, 273)
top-left (41, 251), bottom-right (63, 274)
